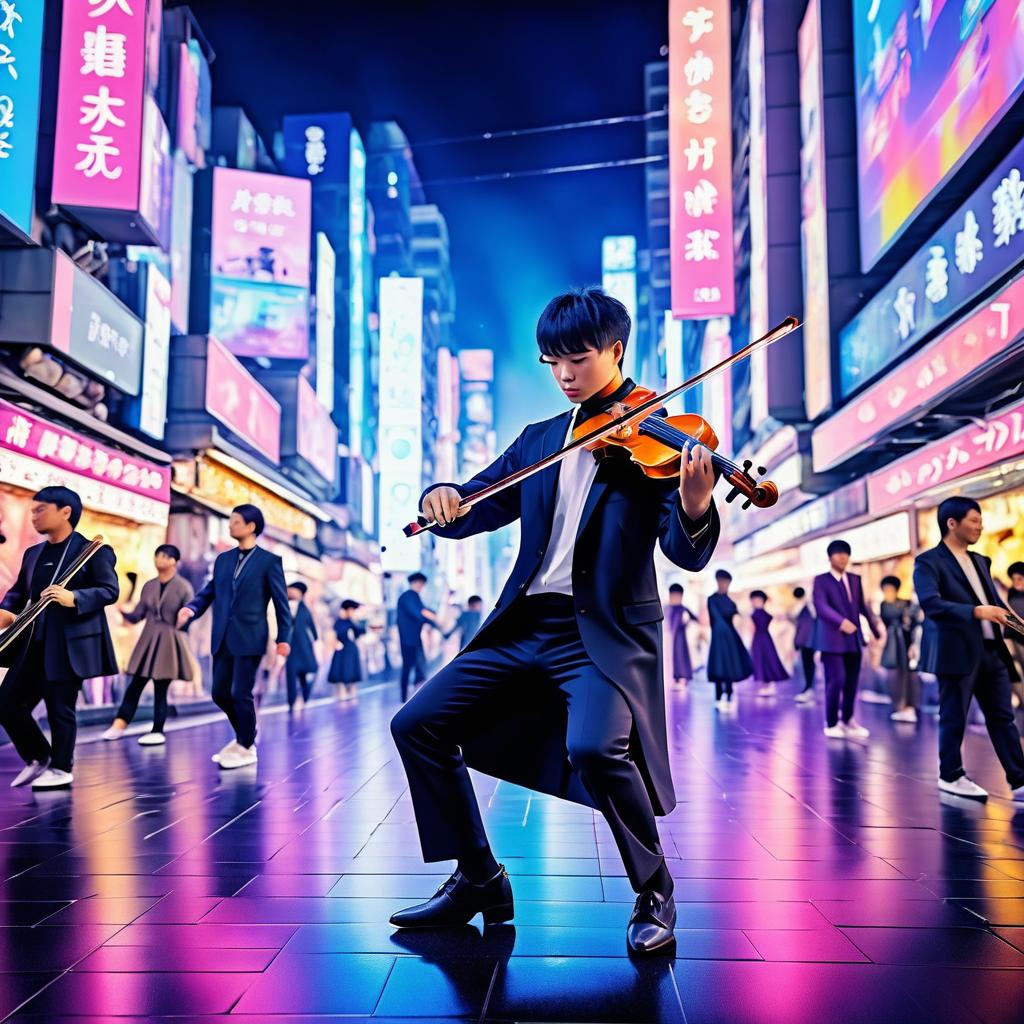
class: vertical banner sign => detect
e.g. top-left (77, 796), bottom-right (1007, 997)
top-left (798, 0), bottom-right (831, 420)
top-left (601, 236), bottom-right (638, 381)
top-left (138, 263), bottom-right (171, 439)
top-left (378, 276), bottom-right (424, 573)
top-left (669, 0), bottom-right (734, 318)
top-left (0, 0), bottom-right (46, 237)
top-left (349, 128), bottom-right (368, 458)
top-left (52, 0), bottom-right (148, 211)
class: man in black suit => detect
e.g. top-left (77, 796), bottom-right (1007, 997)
top-left (914, 496), bottom-right (1024, 803)
top-left (285, 580), bottom-right (318, 710)
top-left (178, 504), bottom-right (291, 769)
top-left (389, 287), bottom-right (720, 956)
top-left (396, 572), bottom-right (440, 702)
top-left (0, 487), bottom-right (119, 789)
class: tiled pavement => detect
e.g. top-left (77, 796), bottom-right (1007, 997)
top-left (1, 679), bottom-right (1023, 1022)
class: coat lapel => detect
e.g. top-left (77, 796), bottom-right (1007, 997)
top-left (229, 547), bottom-right (260, 603)
top-left (575, 458), bottom-right (612, 544)
top-left (937, 543), bottom-right (980, 604)
top-left (536, 412), bottom-right (573, 542)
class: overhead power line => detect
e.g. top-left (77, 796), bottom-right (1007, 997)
top-left (422, 153), bottom-right (667, 188)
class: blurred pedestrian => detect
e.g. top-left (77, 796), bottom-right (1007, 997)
top-left (813, 539), bottom-right (881, 741)
top-left (446, 595), bottom-right (484, 648)
top-left (750, 590), bottom-right (788, 697)
top-left (665, 583), bottom-right (696, 689)
top-left (1006, 561), bottom-right (1024, 706)
top-left (103, 544), bottom-right (194, 746)
top-left (285, 581), bottom-right (319, 711)
top-left (396, 572), bottom-right (442, 702)
top-left (914, 497), bottom-right (1024, 802)
top-left (791, 586), bottom-right (817, 704)
top-left (329, 600), bottom-right (364, 701)
top-left (706, 570), bottom-right (752, 711)
top-left (879, 575), bottom-right (921, 724)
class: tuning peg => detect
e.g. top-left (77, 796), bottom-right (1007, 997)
top-left (742, 459), bottom-right (753, 474)
top-left (757, 466), bottom-right (767, 477)
top-left (741, 497), bottom-right (752, 510)
top-left (725, 487), bottom-right (740, 503)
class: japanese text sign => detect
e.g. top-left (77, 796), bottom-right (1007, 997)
top-left (815, 275), bottom-right (1024, 473)
top-left (868, 397), bottom-right (1024, 516)
top-left (669, 0), bottom-right (734, 317)
top-left (295, 374), bottom-right (337, 485)
top-left (52, 0), bottom-right (150, 212)
top-left (0, 0), bottom-right (46, 237)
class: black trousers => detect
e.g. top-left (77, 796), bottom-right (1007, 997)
top-left (399, 643), bottom-right (427, 702)
top-left (211, 652), bottom-right (262, 748)
top-left (799, 647), bottom-right (816, 691)
top-left (714, 680), bottom-right (734, 700)
top-left (391, 594), bottom-right (669, 894)
top-left (938, 645), bottom-right (1024, 789)
top-left (285, 665), bottom-right (314, 707)
top-left (0, 642), bottom-right (81, 772)
top-left (116, 676), bottom-right (171, 733)
top-left (821, 650), bottom-right (862, 728)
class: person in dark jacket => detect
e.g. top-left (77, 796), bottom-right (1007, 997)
top-left (706, 570), bottom-right (752, 710)
top-left (0, 487), bottom-right (119, 789)
top-left (1005, 561), bottom-right (1024, 705)
top-left (178, 504), bottom-right (291, 770)
top-left (813, 539), bottom-right (881, 741)
top-left (329, 599), bottom-right (365, 701)
top-left (750, 590), bottom-right (789, 697)
top-left (879, 575), bottom-right (921, 724)
top-left (665, 583), bottom-right (696, 688)
top-left (103, 544), bottom-right (194, 745)
top-left (389, 287), bottom-right (720, 956)
top-left (396, 572), bottom-right (441, 702)
top-left (913, 497), bottom-right (1024, 802)
top-left (446, 595), bottom-right (484, 648)
top-left (285, 581), bottom-right (319, 710)
top-left (791, 586), bottom-right (817, 704)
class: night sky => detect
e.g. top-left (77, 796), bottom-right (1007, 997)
top-left (183, 0), bottom-right (668, 443)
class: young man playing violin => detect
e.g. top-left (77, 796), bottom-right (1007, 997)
top-left (390, 286), bottom-right (719, 955)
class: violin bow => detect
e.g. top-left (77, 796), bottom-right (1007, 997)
top-left (402, 316), bottom-right (801, 538)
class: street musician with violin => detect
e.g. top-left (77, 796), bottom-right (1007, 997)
top-left (0, 487), bottom-right (119, 790)
top-left (390, 286), bottom-right (757, 955)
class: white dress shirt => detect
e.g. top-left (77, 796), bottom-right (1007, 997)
top-left (953, 550), bottom-right (995, 640)
top-left (527, 417), bottom-right (598, 597)
top-left (830, 569), bottom-right (853, 604)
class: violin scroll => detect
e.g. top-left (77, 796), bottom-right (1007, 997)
top-left (724, 459), bottom-right (779, 510)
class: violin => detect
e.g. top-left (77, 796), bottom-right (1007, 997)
top-left (575, 386), bottom-right (778, 509)
top-left (401, 316), bottom-right (800, 538)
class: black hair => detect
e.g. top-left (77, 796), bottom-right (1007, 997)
top-left (793, 587), bottom-right (806, 599)
top-left (536, 286), bottom-right (630, 366)
top-left (33, 486), bottom-right (83, 527)
top-left (408, 572), bottom-right (427, 585)
top-left (232, 503), bottom-right (265, 536)
top-left (826, 539), bottom-right (851, 557)
top-left (881, 575), bottom-right (901, 591)
top-left (155, 544), bottom-right (181, 561)
top-left (468, 595), bottom-right (483, 605)
top-left (938, 496), bottom-right (981, 537)
top-left (288, 581), bottom-right (308, 594)
top-left (1009, 562), bottom-right (1024, 579)
top-left (341, 599), bottom-right (361, 611)
top-left (715, 569), bottom-right (732, 582)
top-left (750, 590), bottom-right (768, 602)
top-left (669, 583), bottom-right (684, 594)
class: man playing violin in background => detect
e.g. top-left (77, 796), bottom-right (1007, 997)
top-left (390, 286), bottom-right (719, 956)
top-left (0, 487), bottom-right (119, 790)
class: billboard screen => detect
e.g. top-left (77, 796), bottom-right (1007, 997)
top-left (853, 0), bottom-right (1024, 268)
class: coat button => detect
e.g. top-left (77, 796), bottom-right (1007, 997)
top-left (580, 569), bottom-right (588, 577)
top-left (518, 583), bottom-right (526, 589)
top-left (579, 608), bottom-right (588, 615)
top-left (536, 548), bottom-right (544, 557)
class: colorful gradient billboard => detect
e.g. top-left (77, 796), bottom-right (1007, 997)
top-left (853, 0), bottom-right (1024, 269)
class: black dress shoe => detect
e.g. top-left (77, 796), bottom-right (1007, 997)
top-left (389, 866), bottom-right (514, 928)
top-left (627, 890), bottom-right (676, 956)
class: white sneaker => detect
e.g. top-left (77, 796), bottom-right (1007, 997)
top-left (11, 760), bottom-right (49, 788)
top-left (219, 744), bottom-right (257, 769)
top-left (794, 689), bottom-right (815, 704)
top-left (939, 776), bottom-right (988, 800)
top-left (890, 708), bottom-right (918, 723)
top-left (31, 768), bottom-right (73, 789)
top-left (101, 726), bottom-right (126, 741)
top-left (138, 732), bottom-right (166, 746)
top-left (757, 684), bottom-right (777, 697)
top-left (843, 720), bottom-right (870, 739)
top-left (1011, 784), bottom-right (1024, 803)
top-left (823, 724), bottom-right (846, 739)
top-left (715, 697), bottom-right (728, 711)
top-left (859, 690), bottom-right (891, 705)
top-left (211, 740), bottom-right (238, 764)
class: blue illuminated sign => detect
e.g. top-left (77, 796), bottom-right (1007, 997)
top-left (841, 134), bottom-right (1024, 398)
top-left (0, 0), bottom-right (45, 237)
top-left (281, 112), bottom-right (353, 186)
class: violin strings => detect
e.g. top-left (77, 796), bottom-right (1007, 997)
top-left (637, 417), bottom-right (749, 480)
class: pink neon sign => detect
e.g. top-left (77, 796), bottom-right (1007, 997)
top-left (52, 0), bottom-right (150, 212)
top-left (668, 0), bottom-right (735, 317)
top-left (204, 336), bottom-right (282, 464)
top-left (813, 275), bottom-right (1024, 474)
top-left (868, 397), bottom-right (1024, 516)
